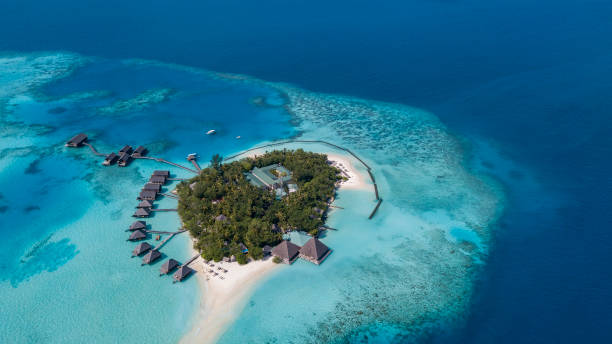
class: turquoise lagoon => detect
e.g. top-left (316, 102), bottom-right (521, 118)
top-left (0, 53), bottom-right (503, 343)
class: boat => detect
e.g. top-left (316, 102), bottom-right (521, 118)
top-left (206, 129), bottom-right (216, 135)
top-left (236, 136), bottom-right (241, 139)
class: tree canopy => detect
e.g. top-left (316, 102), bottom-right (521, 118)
top-left (177, 149), bottom-right (341, 263)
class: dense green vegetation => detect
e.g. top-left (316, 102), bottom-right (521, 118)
top-left (177, 149), bottom-right (341, 263)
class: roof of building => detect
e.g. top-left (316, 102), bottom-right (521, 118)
top-left (142, 249), bottom-right (161, 264)
top-left (149, 175), bottom-right (167, 184)
top-left (271, 240), bottom-right (301, 261)
top-left (119, 145), bottom-right (133, 154)
top-left (67, 133), bottom-right (87, 145)
top-left (160, 259), bottom-right (179, 274)
top-left (263, 245), bottom-right (272, 253)
top-left (215, 214), bottom-right (228, 222)
top-left (173, 265), bottom-right (194, 281)
top-left (299, 237), bottom-right (330, 261)
top-left (133, 208), bottom-right (151, 217)
top-left (129, 221), bottom-right (146, 230)
top-left (153, 170), bottom-right (170, 176)
top-left (138, 190), bottom-right (157, 200)
top-left (129, 229), bottom-right (147, 241)
top-left (246, 164), bottom-right (292, 188)
top-left (118, 152), bottom-right (131, 162)
top-left (133, 242), bottom-right (152, 255)
top-left (137, 200), bottom-right (154, 208)
top-left (143, 183), bottom-right (161, 191)
top-left (104, 152), bottom-right (118, 161)
top-left (133, 146), bottom-right (147, 155)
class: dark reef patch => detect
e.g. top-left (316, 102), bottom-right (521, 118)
top-left (24, 160), bottom-right (42, 174)
top-left (24, 205), bottom-right (41, 213)
top-left (0, 205), bottom-right (8, 213)
top-left (47, 106), bottom-right (67, 114)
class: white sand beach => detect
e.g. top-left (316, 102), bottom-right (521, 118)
top-left (180, 249), bottom-right (281, 344)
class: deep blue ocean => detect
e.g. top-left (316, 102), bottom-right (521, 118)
top-left (1, 0), bottom-right (611, 342)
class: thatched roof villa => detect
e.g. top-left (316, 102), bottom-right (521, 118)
top-left (271, 240), bottom-right (301, 264)
top-left (299, 237), bottom-right (331, 265)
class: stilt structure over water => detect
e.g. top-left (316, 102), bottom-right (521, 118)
top-left (65, 133), bottom-right (88, 147)
top-left (128, 230), bottom-right (147, 241)
top-left (129, 221), bottom-right (146, 231)
top-left (142, 249), bottom-right (161, 265)
top-left (133, 208), bottom-right (151, 218)
top-left (132, 242), bottom-right (152, 256)
top-left (173, 265), bottom-right (194, 282)
top-left (160, 259), bottom-right (179, 275)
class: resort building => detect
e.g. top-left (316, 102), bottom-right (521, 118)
top-left (133, 208), bottom-right (151, 218)
top-left (174, 265), bottom-right (194, 282)
top-left (65, 133), bottom-right (88, 147)
top-left (118, 152), bottom-right (132, 167)
top-left (137, 200), bottom-right (154, 208)
top-left (138, 190), bottom-right (157, 201)
top-left (299, 237), bottom-right (331, 265)
top-left (245, 164), bottom-right (298, 198)
top-left (132, 242), bottom-right (152, 256)
top-left (143, 183), bottom-right (161, 192)
top-left (103, 152), bottom-right (118, 166)
top-left (142, 249), bottom-right (161, 265)
top-left (271, 240), bottom-right (301, 264)
top-left (149, 175), bottom-right (167, 185)
top-left (153, 170), bottom-right (170, 177)
top-left (129, 230), bottom-right (147, 241)
top-left (129, 221), bottom-right (146, 231)
top-left (132, 146), bottom-right (147, 157)
top-left (119, 145), bottom-right (133, 155)
top-left (160, 258), bottom-right (179, 275)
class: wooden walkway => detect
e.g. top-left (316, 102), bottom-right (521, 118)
top-left (146, 229), bottom-right (185, 235)
top-left (153, 230), bottom-right (187, 251)
top-left (150, 208), bottom-right (177, 212)
top-left (225, 140), bottom-right (383, 219)
top-left (83, 143), bottom-right (107, 157)
top-left (133, 156), bottom-right (198, 174)
top-left (190, 159), bottom-right (202, 172)
top-left (182, 254), bottom-right (200, 268)
top-left (167, 178), bottom-right (187, 181)
top-left (159, 192), bottom-right (179, 200)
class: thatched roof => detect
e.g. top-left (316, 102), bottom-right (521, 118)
top-left (133, 208), bottom-right (151, 217)
top-left (215, 214), bottom-right (228, 222)
top-left (173, 266), bottom-right (194, 281)
top-left (119, 145), bottom-right (133, 154)
top-left (271, 240), bottom-right (301, 261)
top-left (129, 229), bottom-right (147, 241)
top-left (137, 200), bottom-right (153, 208)
top-left (142, 249), bottom-right (161, 264)
top-left (299, 238), bottom-right (330, 261)
top-left (129, 221), bottom-right (146, 231)
top-left (153, 170), bottom-right (170, 176)
top-left (149, 175), bottom-right (167, 184)
top-left (160, 259), bottom-right (179, 274)
top-left (138, 190), bottom-right (157, 200)
top-left (132, 242), bottom-right (152, 256)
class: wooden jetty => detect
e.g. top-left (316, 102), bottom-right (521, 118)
top-left (152, 230), bottom-right (186, 251)
top-left (187, 156), bottom-right (202, 172)
top-left (146, 229), bottom-right (186, 235)
top-left (133, 156), bottom-right (198, 174)
top-left (159, 192), bottom-right (179, 200)
top-left (150, 208), bottom-right (177, 212)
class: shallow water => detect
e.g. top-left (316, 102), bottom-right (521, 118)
top-left (0, 53), bottom-right (502, 343)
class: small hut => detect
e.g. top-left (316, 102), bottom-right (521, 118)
top-left (138, 190), bottom-right (157, 201)
top-left (132, 242), bottom-right (152, 256)
top-left (118, 152), bottom-right (132, 167)
top-left (215, 214), bottom-right (229, 223)
top-left (160, 259), bottom-right (179, 275)
top-left (173, 265), bottom-right (194, 282)
top-left (103, 152), bottom-right (118, 166)
top-left (65, 133), bottom-right (87, 147)
top-left (153, 170), bottom-right (170, 177)
top-left (137, 200), bottom-right (154, 208)
top-left (143, 183), bottom-right (161, 192)
top-left (149, 175), bottom-right (167, 185)
top-left (129, 220), bottom-right (146, 231)
top-left (128, 229), bottom-right (147, 241)
top-left (118, 145), bottom-right (133, 155)
top-left (271, 240), bottom-right (301, 264)
top-left (142, 249), bottom-right (161, 265)
top-left (299, 237), bottom-right (331, 265)
top-left (132, 146), bottom-right (147, 157)
top-left (133, 208), bottom-right (151, 218)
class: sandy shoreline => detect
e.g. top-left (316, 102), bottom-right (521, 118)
top-left (180, 246), bottom-right (281, 344)
top-left (180, 149), bottom-right (369, 343)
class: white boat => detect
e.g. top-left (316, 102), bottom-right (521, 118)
top-left (206, 129), bottom-right (216, 135)
top-left (236, 136), bottom-right (241, 139)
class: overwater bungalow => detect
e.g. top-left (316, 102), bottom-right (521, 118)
top-left (143, 183), bottom-right (161, 192)
top-left (119, 145), bottom-right (133, 155)
top-left (118, 152), bottom-right (132, 167)
top-left (129, 220), bottom-right (146, 231)
top-left (138, 190), bottom-right (157, 201)
top-left (132, 242), bottom-right (152, 256)
top-left (149, 175), bottom-right (167, 185)
top-left (271, 240), bottom-right (301, 264)
top-left (128, 229), bottom-right (147, 241)
top-left (142, 249), bottom-right (161, 265)
top-left (65, 133), bottom-right (88, 147)
top-left (133, 208), bottom-right (151, 218)
top-left (132, 146), bottom-right (147, 157)
top-left (103, 152), bottom-right (118, 166)
top-left (153, 170), bottom-right (170, 177)
top-left (299, 237), bottom-right (331, 265)
top-left (160, 258), bottom-right (179, 275)
top-left (173, 265), bottom-right (194, 282)
top-left (137, 200), bottom-right (154, 208)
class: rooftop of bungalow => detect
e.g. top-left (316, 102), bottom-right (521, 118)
top-left (129, 229), bottom-right (147, 241)
top-left (119, 145), bottom-right (133, 155)
top-left (137, 200), bottom-right (154, 208)
top-left (129, 220), bottom-right (147, 231)
top-left (160, 258), bottom-right (179, 275)
top-left (153, 170), bottom-right (170, 177)
top-left (133, 208), bottom-right (151, 218)
top-left (143, 183), bottom-right (161, 192)
top-left (138, 190), bottom-right (157, 201)
top-left (299, 237), bottom-right (331, 265)
top-left (173, 265), bottom-right (194, 282)
top-left (149, 175), bottom-right (167, 184)
top-left (65, 133), bottom-right (88, 147)
top-left (132, 146), bottom-right (147, 157)
top-left (132, 242), bottom-right (152, 256)
top-left (271, 240), bottom-right (301, 264)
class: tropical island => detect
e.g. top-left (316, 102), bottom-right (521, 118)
top-left (176, 149), bottom-right (343, 264)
